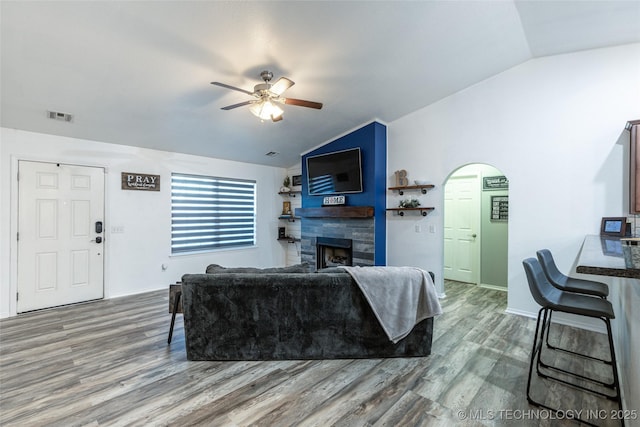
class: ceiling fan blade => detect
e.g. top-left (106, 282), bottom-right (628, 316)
top-left (284, 98), bottom-right (323, 109)
top-left (211, 81), bottom-right (254, 96)
top-left (271, 114), bottom-right (284, 123)
top-left (270, 77), bottom-right (294, 96)
top-left (221, 100), bottom-right (254, 110)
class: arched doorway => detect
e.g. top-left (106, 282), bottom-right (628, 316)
top-left (443, 163), bottom-right (508, 291)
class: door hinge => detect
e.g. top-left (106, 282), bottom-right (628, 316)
top-left (16, 292), bottom-right (19, 301)
top-left (17, 171), bottom-right (19, 181)
top-left (17, 232), bottom-right (19, 241)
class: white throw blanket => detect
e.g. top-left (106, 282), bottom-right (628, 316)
top-left (339, 266), bottom-right (443, 343)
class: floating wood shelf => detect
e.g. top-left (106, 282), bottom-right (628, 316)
top-left (386, 207), bottom-right (434, 217)
top-left (277, 237), bottom-right (300, 243)
top-left (295, 206), bottom-right (374, 218)
top-left (388, 185), bottom-right (435, 195)
top-left (278, 215), bottom-right (297, 222)
top-left (278, 190), bottom-right (301, 197)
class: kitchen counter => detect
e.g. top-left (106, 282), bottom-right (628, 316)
top-left (576, 234), bottom-right (640, 419)
top-left (576, 234), bottom-right (640, 279)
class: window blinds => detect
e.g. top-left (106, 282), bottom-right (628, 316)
top-left (171, 173), bottom-right (256, 254)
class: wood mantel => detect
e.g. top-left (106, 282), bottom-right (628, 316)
top-left (295, 206), bottom-right (374, 218)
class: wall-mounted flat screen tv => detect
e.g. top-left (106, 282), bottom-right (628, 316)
top-left (306, 148), bottom-right (363, 195)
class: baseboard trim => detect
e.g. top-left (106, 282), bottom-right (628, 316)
top-left (505, 307), bottom-right (606, 334)
top-left (479, 283), bottom-right (507, 292)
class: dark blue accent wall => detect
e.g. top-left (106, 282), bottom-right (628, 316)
top-left (301, 121), bottom-right (387, 265)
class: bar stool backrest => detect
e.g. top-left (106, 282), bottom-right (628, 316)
top-left (536, 249), bottom-right (566, 285)
top-left (523, 258), bottom-right (562, 307)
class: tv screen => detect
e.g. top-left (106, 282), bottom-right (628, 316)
top-left (306, 148), bottom-right (363, 195)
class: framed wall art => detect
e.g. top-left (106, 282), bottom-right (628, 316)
top-left (490, 196), bottom-right (508, 221)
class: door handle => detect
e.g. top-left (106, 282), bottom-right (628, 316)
top-left (471, 234), bottom-right (477, 238)
top-left (91, 237), bottom-right (103, 244)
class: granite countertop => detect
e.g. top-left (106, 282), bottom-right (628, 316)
top-left (576, 234), bottom-right (640, 279)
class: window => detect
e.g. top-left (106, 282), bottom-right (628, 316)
top-left (171, 173), bottom-right (256, 254)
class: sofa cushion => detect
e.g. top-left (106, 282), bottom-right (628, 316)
top-left (205, 262), bottom-right (312, 274)
top-left (316, 267), bottom-right (346, 274)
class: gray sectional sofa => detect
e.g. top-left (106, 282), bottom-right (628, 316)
top-left (180, 264), bottom-right (435, 361)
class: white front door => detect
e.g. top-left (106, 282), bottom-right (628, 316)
top-left (17, 161), bottom-right (105, 312)
top-left (444, 175), bottom-right (480, 284)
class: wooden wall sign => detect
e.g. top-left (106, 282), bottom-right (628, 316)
top-left (121, 172), bottom-right (160, 191)
top-left (483, 176), bottom-right (509, 190)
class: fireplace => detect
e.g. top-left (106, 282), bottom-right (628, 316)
top-left (316, 237), bottom-right (353, 269)
top-left (301, 217), bottom-right (375, 268)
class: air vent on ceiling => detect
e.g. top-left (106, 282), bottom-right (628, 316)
top-left (265, 151), bottom-right (279, 157)
top-left (47, 110), bottom-right (73, 122)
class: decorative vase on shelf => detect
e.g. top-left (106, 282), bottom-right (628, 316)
top-left (280, 176), bottom-right (291, 193)
top-left (399, 198), bottom-right (421, 208)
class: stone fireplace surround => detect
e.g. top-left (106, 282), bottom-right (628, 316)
top-left (300, 216), bottom-right (375, 269)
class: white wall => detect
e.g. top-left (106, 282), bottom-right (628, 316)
top-left (0, 128), bottom-right (286, 318)
top-left (387, 43), bottom-right (640, 317)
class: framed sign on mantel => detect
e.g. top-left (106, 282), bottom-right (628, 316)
top-left (323, 195), bottom-right (346, 206)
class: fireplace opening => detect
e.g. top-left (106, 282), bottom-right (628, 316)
top-left (316, 237), bottom-right (353, 269)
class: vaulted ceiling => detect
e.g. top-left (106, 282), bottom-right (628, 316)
top-left (2, 1), bottom-right (639, 167)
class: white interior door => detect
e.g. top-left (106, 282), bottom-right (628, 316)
top-left (18, 161), bottom-right (105, 312)
top-left (444, 175), bottom-right (480, 284)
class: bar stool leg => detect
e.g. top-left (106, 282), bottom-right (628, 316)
top-left (526, 307), bottom-right (546, 404)
top-left (544, 305), bottom-right (613, 364)
top-left (168, 291), bottom-right (181, 345)
top-left (604, 318), bottom-right (624, 413)
top-left (528, 308), bottom-right (622, 427)
top-left (537, 316), bottom-right (618, 392)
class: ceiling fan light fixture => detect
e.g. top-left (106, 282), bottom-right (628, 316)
top-left (250, 99), bottom-right (283, 122)
top-left (213, 70), bottom-right (321, 121)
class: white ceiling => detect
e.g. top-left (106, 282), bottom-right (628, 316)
top-left (2, 1), bottom-right (639, 167)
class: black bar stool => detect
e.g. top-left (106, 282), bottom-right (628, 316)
top-left (536, 249), bottom-right (610, 360)
top-left (522, 258), bottom-right (623, 427)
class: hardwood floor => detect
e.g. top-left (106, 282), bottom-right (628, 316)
top-left (0, 281), bottom-right (620, 426)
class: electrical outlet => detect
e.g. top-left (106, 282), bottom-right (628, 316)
top-left (429, 225), bottom-right (436, 233)
top-left (415, 224), bottom-right (421, 233)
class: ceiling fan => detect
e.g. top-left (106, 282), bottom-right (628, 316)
top-left (211, 70), bottom-right (323, 122)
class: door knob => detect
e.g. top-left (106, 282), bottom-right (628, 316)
top-left (92, 236), bottom-right (103, 244)
top-left (471, 234), bottom-right (477, 238)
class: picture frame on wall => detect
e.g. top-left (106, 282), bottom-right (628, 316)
top-left (600, 217), bottom-right (626, 237)
top-left (291, 174), bottom-right (302, 191)
top-left (490, 196), bottom-right (508, 221)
